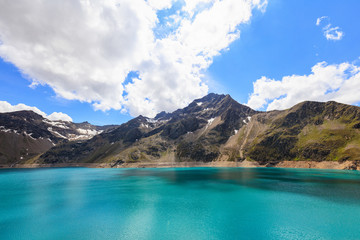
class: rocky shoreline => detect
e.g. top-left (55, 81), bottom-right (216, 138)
top-left (1, 160), bottom-right (359, 170)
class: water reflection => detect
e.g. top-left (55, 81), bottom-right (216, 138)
top-left (118, 167), bottom-right (360, 204)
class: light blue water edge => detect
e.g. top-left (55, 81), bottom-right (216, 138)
top-left (0, 167), bottom-right (360, 240)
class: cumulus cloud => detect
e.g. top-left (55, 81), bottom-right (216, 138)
top-left (0, 0), bottom-right (267, 117)
top-left (316, 16), bottom-right (344, 41)
top-left (147, 0), bottom-right (173, 10)
top-left (0, 101), bottom-right (72, 121)
top-left (47, 112), bottom-right (73, 122)
top-left (246, 61), bottom-right (360, 111)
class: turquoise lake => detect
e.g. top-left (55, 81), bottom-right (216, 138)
top-left (0, 167), bottom-right (360, 240)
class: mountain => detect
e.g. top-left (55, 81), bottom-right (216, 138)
top-left (0, 111), bottom-right (117, 165)
top-left (1, 93), bottom-right (360, 169)
top-left (237, 101), bottom-right (360, 166)
top-left (38, 93), bottom-right (257, 165)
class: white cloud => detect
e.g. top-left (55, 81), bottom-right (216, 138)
top-left (182, 0), bottom-right (215, 18)
top-left (147, 0), bottom-right (173, 10)
top-left (316, 16), bottom-right (328, 26)
top-left (316, 16), bottom-right (344, 41)
top-left (0, 101), bottom-right (72, 121)
top-left (125, 0), bottom-right (268, 116)
top-left (47, 112), bottom-right (73, 122)
top-left (324, 26), bottom-right (344, 41)
top-left (0, 0), bottom-right (267, 118)
top-left (246, 61), bottom-right (360, 111)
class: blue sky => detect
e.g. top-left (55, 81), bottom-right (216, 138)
top-left (0, 0), bottom-right (359, 125)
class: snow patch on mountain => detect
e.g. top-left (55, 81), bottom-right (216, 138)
top-left (48, 127), bottom-right (67, 139)
top-left (208, 118), bottom-right (215, 125)
top-left (77, 128), bottom-right (102, 136)
top-left (23, 131), bottom-right (36, 140)
top-left (43, 119), bottom-right (70, 129)
top-left (0, 126), bottom-right (20, 134)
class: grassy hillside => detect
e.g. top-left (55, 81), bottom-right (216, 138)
top-left (241, 101), bottom-right (360, 164)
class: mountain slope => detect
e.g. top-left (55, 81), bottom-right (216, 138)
top-left (0, 111), bottom-right (116, 164)
top-left (2, 93), bottom-right (360, 169)
top-left (39, 94), bottom-right (258, 164)
top-left (234, 101), bottom-right (360, 165)
top-left (37, 95), bottom-right (360, 168)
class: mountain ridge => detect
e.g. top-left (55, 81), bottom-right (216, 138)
top-left (0, 110), bottom-right (117, 165)
top-left (1, 93), bottom-right (360, 170)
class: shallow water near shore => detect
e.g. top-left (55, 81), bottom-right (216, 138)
top-left (0, 167), bottom-right (360, 240)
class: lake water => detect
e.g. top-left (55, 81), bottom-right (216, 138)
top-left (0, 167), bottom-right (360, 240)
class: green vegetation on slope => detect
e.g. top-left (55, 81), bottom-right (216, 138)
top-left (245, 101), bottom-right (360, 164)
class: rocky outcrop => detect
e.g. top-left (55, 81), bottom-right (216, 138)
top-left (0, 111), bottom-right (116, 164)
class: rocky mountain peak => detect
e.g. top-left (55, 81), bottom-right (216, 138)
top-left (8, 110), bottom-right (44, 120)
top-left (154, 111), bottom-right (169, 120)
top-left (37, 93), bottom-right (261, 164)
top-left (0, 110), bottom-right (118, 164)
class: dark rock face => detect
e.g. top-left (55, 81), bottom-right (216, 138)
top-left (0, 111), bottom-right (57, 141)
top-left (161, 117), bottom-right (205, 139)
top-left (176, 141), bottom-right (219, 162)
top-left (302, 143), bottom-right (331, 161)
top-left (249, 133), bottom-right (297, 164)
top-left (0, 111), bottom-right (116, 164)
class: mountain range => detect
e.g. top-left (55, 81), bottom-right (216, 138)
top-left (1, 93), bottom-right (359, 170)
top-left (0, 111), bottom-right (116, 165)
